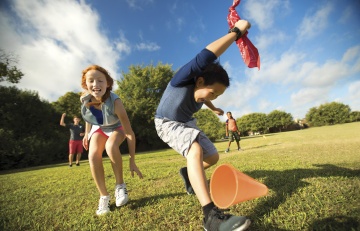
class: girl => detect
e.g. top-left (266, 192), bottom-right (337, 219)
top-left (81, 65), bottom-right (143, 215)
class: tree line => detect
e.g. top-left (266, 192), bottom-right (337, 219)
top-left (1, 52), bottom-right (359, 170)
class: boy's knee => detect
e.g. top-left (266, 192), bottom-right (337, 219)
top-left (205, 153), bottom-right (219, 166)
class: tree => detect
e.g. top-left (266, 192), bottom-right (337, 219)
top-left (0, 50), bottom-right (24, 83)
top-left (0, 86), bottom-right (67, 169)
top-left (237, 112), bottom-right (267, 134)
top-left (193, 109), bottom-right (223, 141)
top-left (267, 110), bottom-right (293, 132)
top-left (115, 63), bottom-right (174, 150)
top-left (349, 111), bottom-right (360, 122)
top-left (52, 91), bottom-right (83, 117)
top-left (306, 102), bottom-right (351, 126)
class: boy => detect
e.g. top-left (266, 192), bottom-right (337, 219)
top-left (155, 20), bottom-right (251, 230)
top-left (60, 113), bottom-right (85, 167)
top-left (225, 111), bottom-right (242, 152)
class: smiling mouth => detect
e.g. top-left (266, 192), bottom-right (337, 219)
top-left (92, 88), bottom-right (102, 93)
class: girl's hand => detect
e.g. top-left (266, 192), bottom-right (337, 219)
top-left (130, 161), bottom-right (143, 179)
top-left (82, 135), bottom-right (89, 150)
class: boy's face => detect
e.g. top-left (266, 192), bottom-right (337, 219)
top-left (194, 77), bottom-right (226, 103)
top-left (85, 70), bottom-right (109, 100)
top-left (227, 113), bottom-right (232, 118)
top-left (73, 117), bottom-right (81, 124)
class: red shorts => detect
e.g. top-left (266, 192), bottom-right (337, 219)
top-left (69, 140), bottom-right (83, 154)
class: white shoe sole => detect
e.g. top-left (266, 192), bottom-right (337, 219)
top-left (233, 219), bottom-right (251, 231)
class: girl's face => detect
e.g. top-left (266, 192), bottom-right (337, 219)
top-left (85, 70), bottom-right (109, 100)
top-left (194, 77), bottom-right (226, 103)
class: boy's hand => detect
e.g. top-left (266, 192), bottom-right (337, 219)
top-left (234, 19), bottom-right (251, 34)
top-left (213, 108), bottom-right (224, 116)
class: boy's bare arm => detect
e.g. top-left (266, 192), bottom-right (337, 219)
top-left (204, 100), bottom-right (224, 116)
top-left (206, 20), bottom-right (251, 57)
top-left (60, 113), bottom-right (66, 126)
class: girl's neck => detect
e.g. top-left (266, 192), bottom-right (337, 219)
top-left (91, 96), bottom-right (102, 103)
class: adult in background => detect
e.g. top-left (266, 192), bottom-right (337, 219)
top-left (60, 113), bottom-right (85, 167)
top-left (225, 111), bottom-right (242, 153)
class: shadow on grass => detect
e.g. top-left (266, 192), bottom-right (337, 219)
top-left (243, 164), bottom-right (360, 231)
top-left (244, 142), bottom-right (282, 150)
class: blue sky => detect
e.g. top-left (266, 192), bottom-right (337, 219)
top-left (1, 0), bottom-right (359, 121)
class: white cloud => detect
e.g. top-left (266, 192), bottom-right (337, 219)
top-left (115, 32), bottom-right (131, 56)
top-left (348, 81), bottom-right (360, 111)
top-left (290, 87), bottom-right (329, 107)
top-left (135, 42), bottom-right (160, 51)
top-left (0, 0), bottom-right (121, 101)
top-left (297, 3), bottom-right (332, 39)
top-left (243, 0), bottom-right (290, 31)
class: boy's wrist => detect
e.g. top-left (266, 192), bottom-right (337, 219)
top-left (228, 27), bottom-right (242, 41)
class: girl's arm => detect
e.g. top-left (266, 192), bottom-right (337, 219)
top-left (114, 99), bottom-right (143, 179)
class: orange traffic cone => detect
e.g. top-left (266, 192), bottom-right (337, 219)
top-left (210, 164), bottom-right (268, 209)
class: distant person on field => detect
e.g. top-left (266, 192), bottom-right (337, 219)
top-left (155, 20), bottom-right (252, 231)
top-left (60, 113), bottom-right (85, 167)
top-left (225, 111), bottom-right (242, 152)
top-left (80, 65), bottom-right (143, 216)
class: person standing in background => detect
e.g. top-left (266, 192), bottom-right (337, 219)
top-left (60, 113), bottom-right (85, 167)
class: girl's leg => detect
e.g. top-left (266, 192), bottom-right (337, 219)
top-left (186, 141), bottom-right (211, 206)
top-left (88, 133), bottom-right (108, 196)
top-left (105, 130), bottom-right (126, 185)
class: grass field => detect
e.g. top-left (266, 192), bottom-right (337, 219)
top-left (1, 122), bottom-right (359, 231)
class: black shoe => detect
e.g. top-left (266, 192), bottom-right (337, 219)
top-left (69, 164), bottom-right (72, 167)
top-left (203, 207), bottom-right (251, 231)
top-left (179, 167), bottom-right (195, 195)
top-left (76, 163), bottom-right (80, 166)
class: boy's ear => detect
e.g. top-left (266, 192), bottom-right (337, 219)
top-left (196, 77), bottom-right (204, 87)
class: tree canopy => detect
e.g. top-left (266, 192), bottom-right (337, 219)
top-left (306, 102), bottom-right (351, 126)
top-left (0, 50), bottom-right (24, 84)
top-left (193, 109), bottom-right (224, 141)
top-left (267, 110), bottom-right (293, 132)
top-left (115, 63), bottom-right (174, 150)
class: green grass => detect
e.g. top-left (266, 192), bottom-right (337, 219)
top-left (1, 122), bottom-right (359, 231)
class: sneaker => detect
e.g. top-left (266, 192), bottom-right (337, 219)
top-left (76, 163), bottom-right (80, 166)
top-left (237, 148), bottom-right (243, 151)
top-left (203, 207), bottom-right (251, 231)
top-left (69, 164), bottom-right (72, 167)
top-left (96, 195), bottom-right (110, 215)
top-left (225, 148), bottom-right (230, 153)
top-left (115, 183), bottom-right (129, 207)
top-left (179, 167), bottom-right (195, 195)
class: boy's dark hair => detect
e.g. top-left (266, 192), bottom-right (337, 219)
top-left (199, 61), bottom-right (230, 87)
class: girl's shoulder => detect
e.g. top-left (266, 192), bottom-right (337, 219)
top-left (80, 92), bottom-right (91, 102)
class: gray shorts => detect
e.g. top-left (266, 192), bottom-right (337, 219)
top-left (155, 117), bottom-right (217, 158)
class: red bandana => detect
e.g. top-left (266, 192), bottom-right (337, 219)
top-left (228, 0), bottom-right (260, 70)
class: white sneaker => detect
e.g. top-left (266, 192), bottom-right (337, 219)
top-left (115, 183), bottom-right (129, 207)
top-left (96, 195), bottom-right (110, 215)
